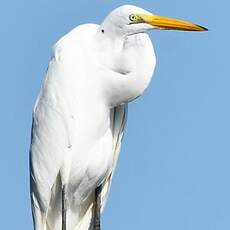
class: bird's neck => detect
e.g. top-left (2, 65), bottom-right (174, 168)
top-left (94, 32), bottom-right (156, 107)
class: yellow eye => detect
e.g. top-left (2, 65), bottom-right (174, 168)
top-left (129, 14), bottom-right (138, 22)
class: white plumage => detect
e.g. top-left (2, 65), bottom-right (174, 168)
top-left (29, 5), bottom-right (207, 230)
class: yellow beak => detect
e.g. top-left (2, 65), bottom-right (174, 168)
top-left (138, 14), bottom-right (208, 31)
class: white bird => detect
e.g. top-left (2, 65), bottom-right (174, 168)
top-left (30, 5), bottom-right (207, 230)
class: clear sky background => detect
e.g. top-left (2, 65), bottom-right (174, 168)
top-left (1, 0), bottom-right (229, 229)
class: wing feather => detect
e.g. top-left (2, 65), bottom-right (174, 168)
top-left (30, 56), bottom-right (74, 230)
top-left (100, 104), bottom-right (128, 210)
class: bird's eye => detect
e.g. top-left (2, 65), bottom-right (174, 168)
top-left (129, 14), bottom-right (138, 22)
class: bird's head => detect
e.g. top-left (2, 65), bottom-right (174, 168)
top-left (99, 5), bottom-right (207, 37)
top-left (95, 5), bottom-right (207, 106)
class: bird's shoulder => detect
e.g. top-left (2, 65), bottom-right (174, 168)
top-left (52, 24), bottom-right (99, 56)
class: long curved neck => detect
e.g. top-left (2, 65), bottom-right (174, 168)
top-left (94, 32), bottom-right (156, 107)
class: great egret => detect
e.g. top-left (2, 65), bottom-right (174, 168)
top-left (29, 5), bottom-right (207, 230)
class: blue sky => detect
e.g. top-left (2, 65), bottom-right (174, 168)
top-left (1, 0), bottom-right (229, 229)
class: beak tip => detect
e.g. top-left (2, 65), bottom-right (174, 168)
top-left (196, 24), bottom-right (208, 31)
